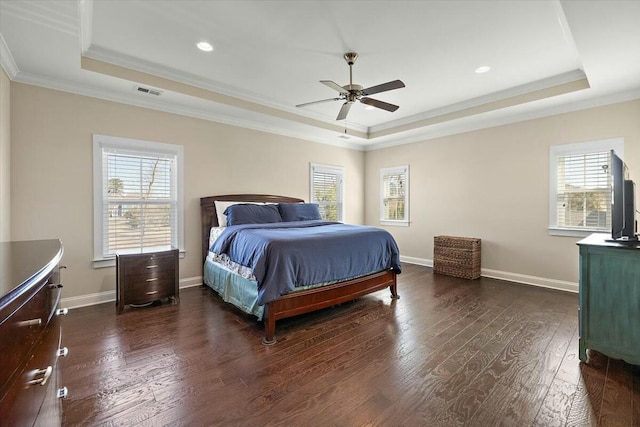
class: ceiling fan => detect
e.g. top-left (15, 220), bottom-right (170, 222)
top-left (296, 52), bottom-right (405, 121)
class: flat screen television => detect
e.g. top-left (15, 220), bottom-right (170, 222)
top-left (609, 150), bottom-right (638, 241)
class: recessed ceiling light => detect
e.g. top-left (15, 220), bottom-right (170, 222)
top-left (475, 65), bottom-right (491, 74)
top-left (197, 41), bottom-right (214, 52)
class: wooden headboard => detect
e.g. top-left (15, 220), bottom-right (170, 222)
top-left (200, 194), bottom-right (305, 261)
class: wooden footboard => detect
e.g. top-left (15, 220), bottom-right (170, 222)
top-left (262, 269), bottom-right (398, 345)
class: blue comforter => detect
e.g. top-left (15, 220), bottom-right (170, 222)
top-left (210, 220), bottom-right (401, 305)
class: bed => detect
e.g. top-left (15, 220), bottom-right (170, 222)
top-left (200, 194), bottom-right (401, 344)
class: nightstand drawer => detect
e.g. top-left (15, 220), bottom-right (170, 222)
top-left (121, 253), bottom-right (175, 275)
top-left (116, 248), bottom-right (179, 313)
top-left (121, 273), bottom-right (175, 291)
top-left (124, 282), bottom-right (172, 304)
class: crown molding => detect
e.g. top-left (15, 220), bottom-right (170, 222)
top-left (78, 0), bottom-right (93, 54)
top-left (364, 87), bottom-right (640, 151)
top-left (370, 69), bottom-right (589, 134)
top-left (12, 71), bottom-right (366, 151)
top-left (0, 33), bottom-right (19, 79)
top-left (9, 55), bottom-right (639, 154)
top-left (83, 45), bottom-right (369, 135)
top-left (0, 0), bottom-right (77, 37)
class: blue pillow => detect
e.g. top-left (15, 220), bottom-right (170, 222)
top-left (224, 204), bottom-right (282, 226)
top-left (278, 203), bottom-right (322, 222)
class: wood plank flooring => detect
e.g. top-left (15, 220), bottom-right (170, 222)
top-left (61, 264), bottom-right (640, 426)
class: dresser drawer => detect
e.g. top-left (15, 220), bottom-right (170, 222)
top-left (0, 315), bottom-right (62, 426)
top-left (0, 239), bottom-right (66, 427)
top-left (0, 275), bottom-right (60, 396)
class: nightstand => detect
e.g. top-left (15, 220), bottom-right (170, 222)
top-left (116, 248), bottom-right (179, 314)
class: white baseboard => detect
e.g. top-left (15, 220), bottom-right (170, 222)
top-left (60, 276), bottom-right (203, 309)
top-left (400, 255), bottom-right (432, 267)
top-left (400, 256), bottom-right (578, 294)
top-left (480, 269), bottom-right (578, 293)
top-left (61, 261), bottom-right (579, 310)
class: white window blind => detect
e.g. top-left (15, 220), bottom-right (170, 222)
top-left (556, 151), bottom-right (610, 230)
top-left (310, 163), bottom-right (344, 221)
top-left (103, 151), bottom-right (177, 254)
top-left (93, 135), bottom-right (184, 266)
top-left (380, 165), bottom-right (409, 225)
top-left (549, 138), bottom-right (623, 237)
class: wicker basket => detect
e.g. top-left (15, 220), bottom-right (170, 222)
top-left (433, 235), bottom-right (481, 279)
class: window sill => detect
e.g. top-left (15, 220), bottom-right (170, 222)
top-left (93, 250), bottom-right (185, 268)
top-left (380, 220), bottom-right (409, 227)
top-left (548, 227), bottom-right (607, 238)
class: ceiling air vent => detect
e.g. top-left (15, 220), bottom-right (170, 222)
top-left (136, 86), bottom-right (162, 96)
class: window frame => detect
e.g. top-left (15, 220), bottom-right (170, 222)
top-left (548, 138), bottom-right (623, 237)
top-left (309, 163), bottom-right (345, 222)
top-left (380, 165), bottom-right (409, 226)
top-left (92, 134), bottom-right (184, 268)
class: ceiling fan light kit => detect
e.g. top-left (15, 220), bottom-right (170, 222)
top-left (296, 52), bottom-right (405, 121)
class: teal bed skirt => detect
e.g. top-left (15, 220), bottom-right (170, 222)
top-left (203, 258), bottom-right (265, 320)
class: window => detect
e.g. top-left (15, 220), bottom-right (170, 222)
top-left (549, 138), bottom-right (623, 237)
top-left (310, 163), bottom-right (344, 221)
top-left (93, 135), bottom-right (184, 267)
top-left (380, 165), bottom-right (409, 226)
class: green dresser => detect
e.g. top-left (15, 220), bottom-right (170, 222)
top-left (577, 233), bottom-right (640, 365)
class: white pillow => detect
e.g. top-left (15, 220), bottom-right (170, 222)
top-left (214, 201), bottom-right (264, 227)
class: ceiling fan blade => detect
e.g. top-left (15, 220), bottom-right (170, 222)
top-left (296, 97), bottom-right (342, 108)
top-left (320, 80), bottom-right (349, 95)
top-left (336, 102), bottom-right (352, 120)
top-left (360, 97), bottom-right (399, 112)
top-left (361, 80), bottom-right (405, 96)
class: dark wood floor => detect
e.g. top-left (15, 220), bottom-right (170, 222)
top-left (61, 264), bottom-right (640, 426)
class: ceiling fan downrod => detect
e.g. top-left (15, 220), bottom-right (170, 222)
top-left (344, 52), bottom-right (358, 88)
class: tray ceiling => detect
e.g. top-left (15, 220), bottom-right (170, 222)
top-left (1, 0), bottom-right (639, 149)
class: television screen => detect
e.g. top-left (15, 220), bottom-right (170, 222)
top-left (609, 150), bottom-right (637, 241)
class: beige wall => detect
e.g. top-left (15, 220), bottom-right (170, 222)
top-left (0, 67), bottom-right (10, 241)
top-left (9, 83), bottom-right (365, 300)
top-left (9, 79), bottom-right (640, 300)
top-left (365, 99), bottom-right (640, 286)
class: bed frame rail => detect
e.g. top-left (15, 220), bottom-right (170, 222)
top-left (263, 269), bottom-right (398, 344)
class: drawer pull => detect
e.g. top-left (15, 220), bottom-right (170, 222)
top-left (28, 366), bottom-right (53, 386)
top-left (56, 308), bottom-right (69, 316)
top-left (18, 318), bottom-right (42, 327)
top-left (57, 347), bottom-right (69, 357)
top-left (57, 387), bottom-right (68, 399)
top-left (146, 278), bottom-right (159, 282)
top-left (146, 264), bottom-right (158, 269)
top-left (146, 291), bottom-right (159, 295)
